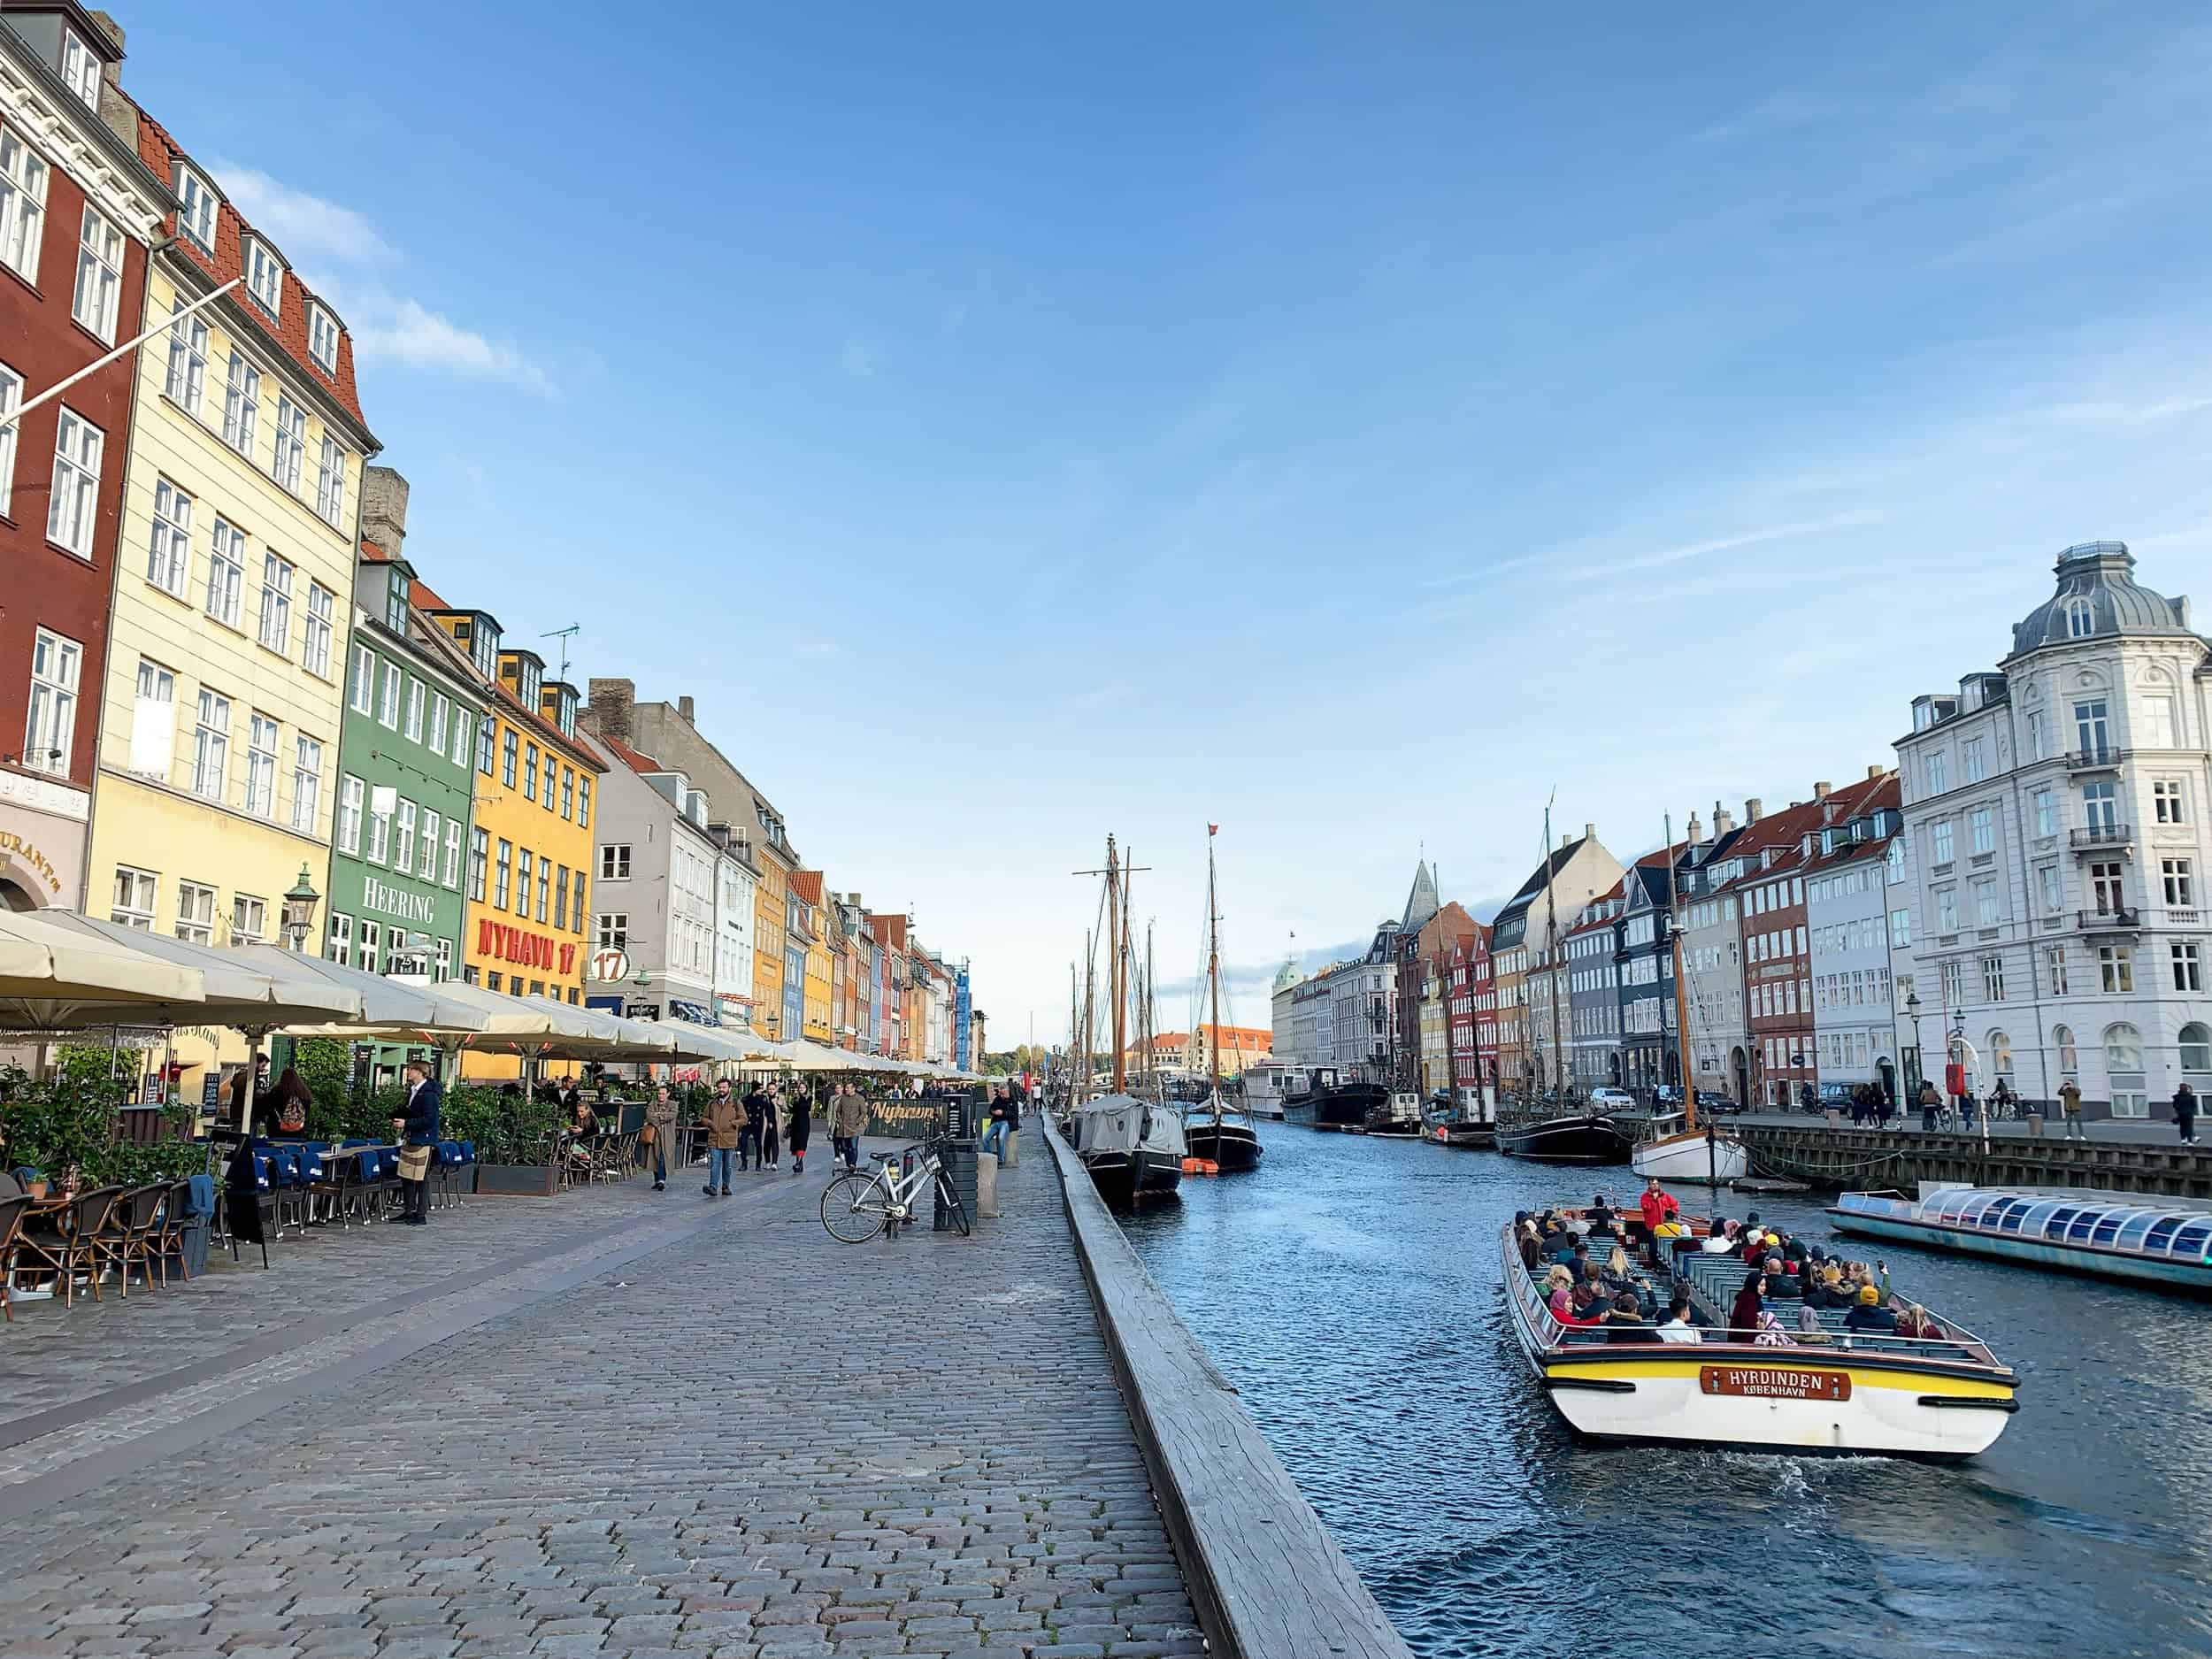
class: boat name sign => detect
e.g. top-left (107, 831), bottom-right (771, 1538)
top-left (1699, 1366), bottom-right (1852, 1402)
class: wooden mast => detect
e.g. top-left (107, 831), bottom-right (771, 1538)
top-left (1542, 798), bottom-right (1567, 1105)
top-left (1665, 812), bottom-right (1698, 1137)
top-left (1108, 836), bottom-right (1127, 1094)
top-left (1207, 826), bottom-right (1223, 1126)
top-left (1079, 932), bottom-right (1094, 1104)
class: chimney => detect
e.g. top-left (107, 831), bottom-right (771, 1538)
top-left (1687, 811), bottom-right (1704, 843)
top-left (1867, 764), bottom-right (1885, 780)
top-left (1561, 833), bottom-right (1572, 850)
top-left (360, 465), bottom-right (409, 565)
top-left (88, 13), bottom-right (136, 149)
top-left (679, 695), bottom-right (695, 724)
top-left (1744, 798), bottom-right (1763, 823)
top-left (1712, 800), bottom-right (1735, 838)
top-left (586, 677), bottom-right (635, 744)
top-left (1813, 780), bottom-right (1832, 801)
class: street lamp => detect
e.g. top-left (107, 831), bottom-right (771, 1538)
top-left (280, 865), bottom-right (320, 951)
top-left (1906, 990), bottom-right (1924, 1104)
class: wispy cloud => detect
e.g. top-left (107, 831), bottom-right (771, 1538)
top-left (208, 162), bottom-right (545, 394)
top-left (2046, 394), bottom-right (2212, 427)
top-left (355, 300), bottom-right (552, 395)
top-left (210, 163), bottom-right (395, 265)
top-left (1563, 509), bottom-right (1884, 581)
top-left (1690, 89), bottom-right (1834, 145)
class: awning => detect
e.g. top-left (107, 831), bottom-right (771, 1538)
top-left (0, 909), bottom-right (207, 1032)
top-left (250, 949), bottom-right (489, 1039)
top-left (19, 914), bottom-right (362, 1032)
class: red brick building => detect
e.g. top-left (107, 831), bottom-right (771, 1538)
top-left (0, 7), bottom-right (165, 910)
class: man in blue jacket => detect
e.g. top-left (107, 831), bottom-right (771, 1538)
top-left (393, 1056), bottom-right (442, 1226)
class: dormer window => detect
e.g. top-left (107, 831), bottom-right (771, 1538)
top-left (59, 27), bottom-right (101, 108)
top-left (308, 303), bottom-right (340, 374)
top-left (552, 686), bottom-right (577, 737)
top-left (175, 166), bottom-right (216, 252)
top-left (384, 571), bottom-right (407, 634)
top-left (518, 658), bottom-right (541, 706)
top-left (2065, 598), bottom-right (2094, 639)
top-left (471, 621), bottom-right (499, 680)
top-left (244, 239), bottom-right (282, 315)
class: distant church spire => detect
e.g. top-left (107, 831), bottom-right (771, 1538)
top-left (1402, 858), bottom-right (1440, 932)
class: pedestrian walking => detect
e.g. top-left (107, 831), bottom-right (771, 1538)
top-left (832, 1081), bottom-right (867, 1171)
top-left (2059, 1078), bottom-right (2085, 1141)
top-left (741, 1083), bottom-right (768, 1170)
top-left (391, 1057), bottom-right (442, 1226)
top-left (701, 1079), bottom-right (741, 1195)
top-left (981, 1087), bottom-right (1011, 1161)
top-left (1918, 1078), bottom-right (1940, 1133)
top-left (2176, 1081), bottom-right (2200, 1147)
top-left (761, 1086), bottom-right (782, 1170)
top-left (785, 1087), bottom-right (811, 1174)
top-left (644, 1083), bottom-right (679, 1190)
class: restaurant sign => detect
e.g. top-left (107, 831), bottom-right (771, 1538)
top-left (476, 918), bottom-right (577, 975)
top-left (1699, 1366), bottom-right (1851, 1402)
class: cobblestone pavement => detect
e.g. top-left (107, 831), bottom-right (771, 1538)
top-left (0, 1141), bottom-right (1202, 1658)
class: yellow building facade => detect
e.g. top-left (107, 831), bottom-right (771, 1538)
top-left (87, 143), bottom-right (376, 1100)
top-left (420, 615), bottom-right (602, 1080)
top-left (790, 871), bottom-right (833, 1044)
top-left (752, 841), bottom-right (790, 1039)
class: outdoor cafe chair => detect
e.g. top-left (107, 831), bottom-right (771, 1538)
top-left (432, 1141), bottom-right (463, 1210)
top-left (0, 1193), bottom-right (32, 1322)
top-left (150, 1179), bottom-right (196, 1286)
top-left (15, 1186), bottom-right (127, 1308)
top-left (90, 1183), bottom-right (169, 1297)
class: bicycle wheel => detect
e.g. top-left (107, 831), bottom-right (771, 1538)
top-left (820, 1172), bottom-right (890, 1243)
top-left (935, 1172), bottom-right (972, 1238)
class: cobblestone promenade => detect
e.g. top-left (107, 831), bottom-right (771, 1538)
top-left (0, 1141), bottom-right (1200, 1659)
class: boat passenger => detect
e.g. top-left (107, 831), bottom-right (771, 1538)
top-left (1895, 1303), bottom-right (1942, 1340)
top-left (1701, 1217), bottom-right (1739, 1255)
top-left (1604, 1293), bottom-right (1653, 1344)
top-left (1729, 1271), bottom-right (1766, 1339)
top-left (1563, 1282), bottom-right (1609, 1328)
top-left (1803, 1265), bottom-right (1852, 1310)
top-left (1518, 1221), bottom-right (1542, 1275)
top-left (1795, 1303), bottom-right (1825, 1337)
top-left (1655, 1293), bottom-right (1702, 1344)
top-left (1843, 1283), bottom-right (1897, 1333)
top-left (1754, 1308), bottom-right (1796, 1347)
top-left (1544, 1266), bottom-right (1579, 1324)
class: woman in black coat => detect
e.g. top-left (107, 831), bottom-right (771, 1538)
top-left (760, 1087), bottom-right (781, 1170)
top-left (783, 1088), bottom-right (812, 1175)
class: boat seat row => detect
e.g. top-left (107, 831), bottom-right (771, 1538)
top-left (1671, 1249), bottom-right (1980, 1362)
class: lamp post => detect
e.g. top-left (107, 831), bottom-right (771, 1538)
top-left (1906, 990), bottom-right (1924, 1111)
top-left (280, 865), bottom-right (320, 952)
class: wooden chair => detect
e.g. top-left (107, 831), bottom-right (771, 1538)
top-left (91, 1184), bottom-right (168, 1296)
top-left (15, 1186), bottom-right (127, 1307)
top-left (150, 1179), bottom-right (196, 1286)
top-left (0, 1194), bottom-right (32, 1322)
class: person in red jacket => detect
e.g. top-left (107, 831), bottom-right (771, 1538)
top-left (1638, 1177), bottom-right (1680, 1265)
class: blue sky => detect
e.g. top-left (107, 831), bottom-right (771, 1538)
top-left (133, 3), bottom-right (2212, 1047)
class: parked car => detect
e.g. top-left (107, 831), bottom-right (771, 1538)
top-left (1695, 1088), bottom-right (1740, 1115)
top-left (1589, 1087), bottom-right (1637, 1111)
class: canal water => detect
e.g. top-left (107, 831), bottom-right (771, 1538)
top-left (1119, 1120), bottom-right (2212, 1659)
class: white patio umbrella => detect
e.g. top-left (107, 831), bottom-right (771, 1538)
top-left (22, 913), bottom-right (362, 1029)
top-left (247, 948), bottom-right (489, 1040)
top-left (0, 909), bottom-right (207, 1031)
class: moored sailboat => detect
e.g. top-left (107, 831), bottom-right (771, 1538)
top-left (1068, 834), bottom-right (1182, 1205)
top-left (1181, 826), bottom-right (1262, 1173)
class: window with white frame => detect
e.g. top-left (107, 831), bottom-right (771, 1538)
top-left (597, 913), bottom-right (628, 950)
top-left (493, 840), bottom-right (511, 908)
top-left (1924, 749), bottom-right (1948, 795)
top-left (572, 870), bottom-right (586, 933)
top-left (2154, 780), bottom-right (2189, 825)
top-left (475, 713), bottom-right (495, 774)
top-left (394, 799), bottom-right (417, 872)
top-left (2098, 945), bottom-right (2133, 995)
top-left (376, 659), bottom-right (399, 727)
top-left (365, 787), bottom-right (389, 864)
top-left (523, 741), bottom-right (537, 802)
top-left (244, 711), bottom-right (278, 817)
top-left (257, 552), bottom-right (293, 653)
top-left (1969, 806), bottom-right (1993, 855)
top-left (1963, 736), bottom-right (1985, 783)
top-left (175, 880), bottom-right (214, 944)
top-left (349, 643), bottom-right (374, 714)
top-left (194, 514), bottom-right (242, 625)
top-left (1889, 906), bottom-right (1910, 949)
top-left (1940, 958), bottom-right (1964, 1008)
top-left (418, 808), bottom-right (440, 879)
top-left (303, 581), bottom-right (334, 677)
top-left (443, 819), bottom-right (462, 889)
top-left (308, 303), bottom-right (339, 373)
top-left (404, 678), bottom-right (424, 741)
top-left (2162, 857), bottom-right (2194, 908)
top-left (128, 660), bottom-right (175, 780)
top-left (600, 843), bottom-right (630, 879)
top-left (1981, 954), bottom-right (2005, 1002)
top-left (24, 628), bottom-right (81, 775)
top-left (1971, 875), bottom-right (1999, 927)
top-left (578, 776), bottom-right (589, 829)
top-left (222, 352), bottom-right (259, 457)
top-left (336, 774), bottom-right (363, 854)
top-left (164, 298), bottom-right (208, 412)
top-left (468, 827), bottom-right (488, 901)
top-left (48, 407), bottom-right (102, 558)
top-left (111, 866), bottom-right (156, 929)
top-left (71, 206), bottom-right (122, 342)
top-left (428, 692), bottom-right (449, 757)
top-left (327, 911), bottom-right (352, 966)
top-left (174, 165), bottom-right (216, 251)
top-left (191, 687), bottom-right (230, 801)
top-left (315, 434), bottom-right (346, 528)
top-left (1935, 884), bottom-right (1957, 932)
top-left (435, 937), bottom-right (452, 981)
top-left (1930, 819), bottom-right (1954, 865)
top-left (231, 893), bottom-right (265, 945)
top-left (2027, 710), bottom-right (2046, 761)
top-left (560, 766), bottom-right (573, 818)
top-left (358, 918), bottom-right (380, 976)
top-left (58, 25), bottom-right (102, 105)
top-left (535, 857), bottom-right (549, 923)
top-left (2036, 864), bottom-right (2062, 916)
top-left (2173, 942), bottom-right (2202, 994)
top-left (516, 849), bottom-right (533, 916)
top-left (292, 735), bottom-right (322, 832)
top-left (0, 127), bottom-right (46, 283)
top-left (451, 706), bottom-right (472, 769)
top-left (244, 238), bottom-right (282, 314)
top-left (2047, 945), bottom-right (2070, 997)
top-left (0, 360), bottom-right (17, 518)
top-left (271, 394), bottom-right (305, 490)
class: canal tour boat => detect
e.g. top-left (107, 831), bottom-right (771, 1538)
top-left (1501, 1210), bottom-right (2019, 1456)
top-left (1830, 1187), bottom-right (2212, 1295)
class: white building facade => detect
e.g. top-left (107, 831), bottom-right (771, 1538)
top-left (1806, 808), bottom-right (1903, 1099)
top-left (711, 838), bottom-right (757, 1033)
top-left (1896, 541), bottom-right (2211, 1119)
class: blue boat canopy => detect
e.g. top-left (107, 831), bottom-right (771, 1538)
top-left (1838, 1188), bottom-right (2212, 1263)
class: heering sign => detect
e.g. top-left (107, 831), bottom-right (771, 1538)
top-left (476, 918), bottom-right (577, 975)
top-left (363, 876), bottom-right (441, 926)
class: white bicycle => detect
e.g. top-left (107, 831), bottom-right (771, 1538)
top-left (819, 1137), bottom-right (972, 1242)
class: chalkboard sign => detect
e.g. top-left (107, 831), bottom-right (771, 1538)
top-left (202, 1071), bottom-right (223, 1108)
top-left (141, 1074), bottom-right (164, 1105)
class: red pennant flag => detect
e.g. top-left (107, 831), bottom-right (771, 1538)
top-left (1208, 823), bottom-right (1217, 835)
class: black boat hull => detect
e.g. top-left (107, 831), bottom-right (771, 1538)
top-left (1082, 1148), bottom-right (1185, 1205)
top-left (1292, 1080), bottom-right (1386, 1130)
top-left (1497, 1113), bottom-right (1627, 1164)
top-left (1184, 1120), bottom-right (1263, 1171)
